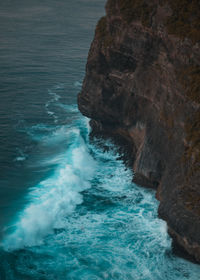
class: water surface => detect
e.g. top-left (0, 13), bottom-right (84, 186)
top-left (0, 0), bottom-right (200, 279)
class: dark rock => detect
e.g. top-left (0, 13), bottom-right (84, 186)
top-left (78, 0), bottom-right (200, 263)
top-left (133, 172), bottom-right (159, 189)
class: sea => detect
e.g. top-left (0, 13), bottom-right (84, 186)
top-left (0, 0), bottom-right (200, 279)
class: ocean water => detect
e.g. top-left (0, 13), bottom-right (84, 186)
top-left (0, 0), bottom-right (200, 279)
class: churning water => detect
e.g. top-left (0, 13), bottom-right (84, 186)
top-left (0, 0), bottom-right (200, 279)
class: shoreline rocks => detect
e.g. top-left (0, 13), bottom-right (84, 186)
top-left (78, 0), bottom-right (200, 263)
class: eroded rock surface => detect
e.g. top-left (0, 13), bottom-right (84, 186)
top-left (78, 0), bottom-right (200, 262)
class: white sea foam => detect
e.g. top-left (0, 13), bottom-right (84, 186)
top-left (15, 156), bottom-right (26, 161)
top-left (14, 148), bottom-right (27, 162)
top-left (54, 83), bottom-right (64, 90)
top-left (45, 89), bottom-right (61, 123)
top-left (47, 90), bottom-right (61, 101)
top-left (2, 130), bottom-right (96, 250)
top-left (57, 103), bottom-right (79, 113)
top-left (74, 81), bottom-right (82, 88)
top-left (3, 116), bottom-right (200, 279)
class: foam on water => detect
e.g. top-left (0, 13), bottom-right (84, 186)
top-left (45, 90), bottom-right (61, 123)
top-left (2, 128), bottom-right (200, 279)
top-left (1, 85), bottom-right (200, 279)
top-left (14, 148), bottom-right (27, 162)
top-left (1, 0), bottom-right (199, 274)
top-left (2, 125), bottom-right (96, 250)
top-left (74, 80), bottom-right (82, 89)
top-left (57, 103), bottom-right (79, 113)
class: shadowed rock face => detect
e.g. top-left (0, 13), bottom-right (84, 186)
top-left (78, 0), bottom-right (200, 262)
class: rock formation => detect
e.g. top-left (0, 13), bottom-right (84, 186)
top-left (78, 0), bottom-right (200, 262)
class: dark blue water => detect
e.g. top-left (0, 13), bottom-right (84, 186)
top-left (0, 1), bottom-right (200, 279)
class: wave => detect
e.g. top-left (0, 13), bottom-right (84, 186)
top-left (74, 80), bottom-right (82, 89)
top-left (57, 103), bottom-right (79, 113)
top-left (2, 114), bottom-right (200, 279)
top-left (2, 125), bottom-right (96, 250)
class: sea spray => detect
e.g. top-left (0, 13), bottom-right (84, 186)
top-left (1, 118), bottom-right (200, 279)
top-left (2, 128), bottom-right (96, 250)
top-left (0, 0), bottom-right (200, 275)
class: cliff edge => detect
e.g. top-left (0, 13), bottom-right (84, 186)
top-left (78, 0), bottom-right (200, 262)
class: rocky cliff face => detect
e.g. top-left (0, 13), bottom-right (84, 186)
top-left (78, 0), bottom-right (200, 262)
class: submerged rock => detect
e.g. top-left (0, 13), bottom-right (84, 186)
top-left (78, 0), bottom-right (200, 263)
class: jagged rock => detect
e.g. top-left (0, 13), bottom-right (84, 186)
top-left (78, 0), bottom-right (200, 262)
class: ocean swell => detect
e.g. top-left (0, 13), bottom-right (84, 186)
top-left (2, 126), bottom-right (96, 250)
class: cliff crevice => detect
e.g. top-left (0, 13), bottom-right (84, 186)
top-left (78, 0), bottom-right (200, 262)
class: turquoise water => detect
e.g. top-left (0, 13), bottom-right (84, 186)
top-left (0, 0), bottom-right (200, 279)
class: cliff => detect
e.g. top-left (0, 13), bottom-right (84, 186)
top-left (78, 0), bottom-right (200, 262)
